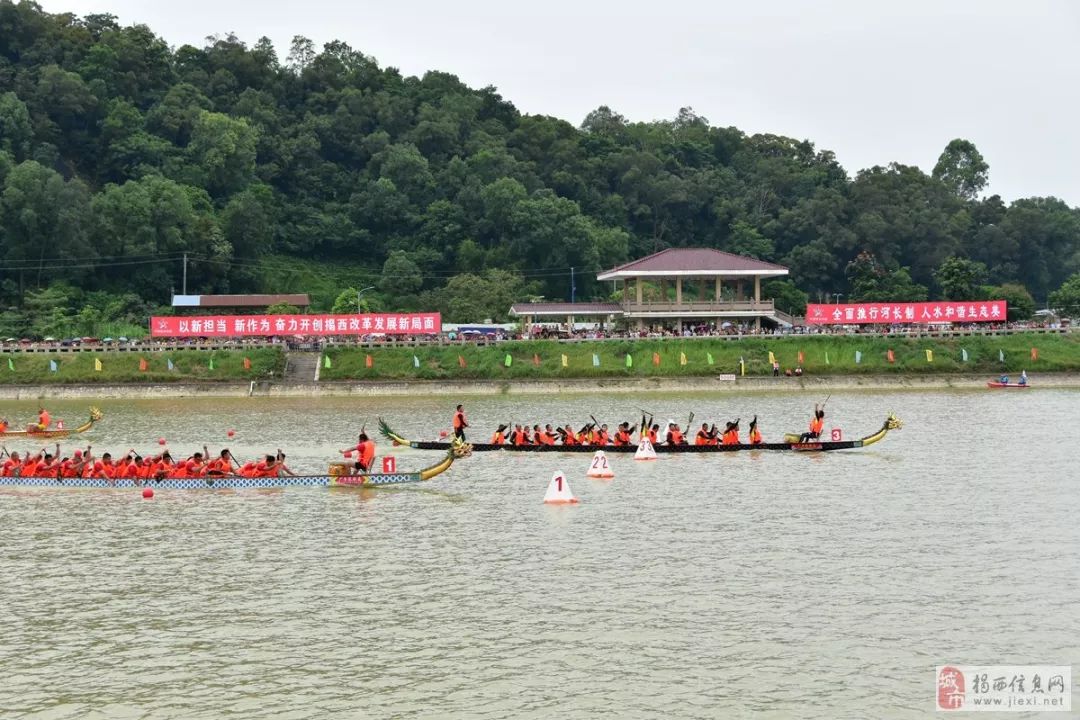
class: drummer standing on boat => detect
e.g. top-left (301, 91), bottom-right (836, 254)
top-left (452, 405), bottom-right (468, 441)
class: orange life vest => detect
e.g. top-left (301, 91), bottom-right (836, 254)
top-left (669, 430), bottom-right (684, 445)
top-left (749, 428), bottom-right (763, 445)
top-left (810, 418), bottom-right (824, 435)
top-left (490, 431), bottom-right (504, 444)
top-left (453, 411), bottom-right (466, 429)
top-left (695, 431), bottom-right (709, 446)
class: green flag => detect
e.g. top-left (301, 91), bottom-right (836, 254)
top-left (504, 353), bottom-right (512, 367)
top-left (6, 358), bottom-right (12, 371)
top-left (706, 352), bottom-right (714, 366)
top-left (592, 353), bottom-right (600, 367)
top-left (824, 352), bottom-right (830, 365)
top-left (625, 353), bottom-right (633, 368)
top-left (324, 355), bottom-right (332, 369)
top-left (209, 357), bottom-right (215, 370)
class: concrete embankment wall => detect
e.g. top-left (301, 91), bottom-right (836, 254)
top-left (1, 373), bottom-right (1078, 400)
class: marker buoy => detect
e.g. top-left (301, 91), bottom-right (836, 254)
top-left (227, 429), bottom-right (236, 438)
top-left (634, 439), bottom-right (657, 461)
top-left (142, 488), bottom-right (154, 499)
top-left (157, 438), bottom-right (166, 445)
top-left (543, 471), bottom-right (578, 504)
top-left (342, 450), bottom-right (353, 458)
top-left (56, 420), bottom-right (65, 430)
top-left (438, 430), bottom-right (449, 438)
top-left (586, 450), bottom-right (614, 478)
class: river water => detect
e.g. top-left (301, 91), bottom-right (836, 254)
top-left (0, 390), bottom-right (1077, 719)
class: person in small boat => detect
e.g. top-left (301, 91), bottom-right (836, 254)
top-left (722, 420), bottom-right (740, 445)
top-left (26, 406), bottom-right (50, 433)
top-left (799, 404), bottom-right (825, 443)
top-left (612, 422), bottom-right (634, 446)
top-left (206, 449), bottom-right (236, 476)
top-left (37, 451), bottom-right (59, 477)
top-left (558, 424), bottom-right (578, 446)
top-left (490, 424), bottom-right (508, 445)
top-left (536, 424), bottom-right (556, 445)
top-left (648, 423), bottom-right (660, 444)
top-left (748, 416), bottom-right (763, 445)
top-left (999, 374), bottom-right (1009, 384)
top-left (1019, 370), bottom-right (1028, 386)
top-left (596, 424), bottom-right (611, 445)
top-left (253, 454), bottom-right (280, 477)
top-left (576, 424), bottom-right (593, 446)
top-left (452, 404), bottom-right (468, 441)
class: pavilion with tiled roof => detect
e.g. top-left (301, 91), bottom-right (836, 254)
top-left (597, 248), bottom-right (791, 331)
top-left (511, 248), bottom-right (793, 331)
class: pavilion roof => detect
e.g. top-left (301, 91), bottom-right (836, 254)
top-left (597, 248), bottom-right (788, 280)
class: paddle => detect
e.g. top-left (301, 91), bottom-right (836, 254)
top-left (687, 411), bottom-right (695, 432)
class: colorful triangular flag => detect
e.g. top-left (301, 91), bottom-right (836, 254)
top-left (6, 358), bottom-right (13, 371)
top-left (365, 354), bottom-right (373, 368)
top-left (139, 358), bottom-right (148, 372)
top-left (413, 355), bottom-right (420, 369)
top-left (49, 360), bottom-right (58, 372)
top-left (167, 358), bottom-right (175, 370)
top-left (533, 353), bottom-right (540, 366)
top-left (504, 353), bottom-right (512, 367)
top-left (961, 348), bottom-right (969, 362)
top-left (679, 352), bottom-right (687, 366)
top-left (562, 354), bottom-right (569, 368)
top-left (768, 350), bottom-right (776, 365)
top-left (243, 357), bottom-right (251, 370)
top-left (886, 349), bottom-right (895, 364)
top-left (592, 353), bottom-right (599, 367)
top-left (208, 357), bottom-right (215, 370)
top-left (797, 350), bottom-right (804, 365)
top-left (652, 352), bottom-right (660, 367)
top-left (458, 355), bottom-right (466, 368)
top-left (706, 352), bottom-right (714, 366)
top-left (1031, 347), bottom-right (1038, 361)
top-left (998, 349), bottom-right (1005, 363)
top-left (324, 355), bottom-right (332, 369)
top-left (625, 354), bottom-right (633, 368)
top-left (854, 350), bottom-right (862, 364)
top-left (824, 352), bottom-right (830, 365)
top-left (94, 358), bottom-right (102, 371)
top-left (925, 349), bottom-right (933, 363)
top-left (739, 356), bottom-right (745, 376)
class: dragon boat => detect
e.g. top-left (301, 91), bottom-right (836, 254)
top-left (380, 416), bottom-right (902, 454)
top-left (0, 407), bottom-right (104, 439)
top-left (0, 440), bottom-right (471, 490)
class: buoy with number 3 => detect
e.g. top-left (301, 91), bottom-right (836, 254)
top-left (543, 471), bottom-right (578, 504)
top-left (586, 450), bottom-right (614, 478)
top-left (634, 438), bottom-right (657, 461)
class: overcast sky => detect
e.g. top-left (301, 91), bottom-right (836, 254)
top-left (40, 0), bottom-right (1080, 205)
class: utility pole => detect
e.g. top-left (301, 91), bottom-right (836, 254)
top-left (571, 266), bottom-right (576, 303)
top-left (182, 253), bottom-right (188, 295)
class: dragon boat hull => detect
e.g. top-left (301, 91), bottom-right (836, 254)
top-left (0, 407), bottom-right (104, 439)
top-left (380, 416), bottom-right (902, 454)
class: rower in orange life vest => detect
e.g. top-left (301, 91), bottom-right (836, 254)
top-left (452, 404), bottom-right (468, 441)
top-left (666, 423), bottom-right (686, 446)
top-left (612, 422), bottom-right (635, 446)
top-left (722, 419), bottom-right (740, 446)
top-left (799, 404), bottom-right (825, 443)
top-left (26, 406), bottom-right (50, 433)
top-left (340, 432), bottom-right (376, 472)
top-left (490, 424), bottom-right (508, 445)
top-left (694, 423), bottom-right (711, 446)
top-left (748, 416), bottom-right (763, 445)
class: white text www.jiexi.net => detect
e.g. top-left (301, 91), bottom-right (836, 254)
top-left (970, 695), bottom-right (1068, 709)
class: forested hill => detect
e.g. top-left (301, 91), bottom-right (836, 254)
top-left (1, 1), bottom-right (1079, 336)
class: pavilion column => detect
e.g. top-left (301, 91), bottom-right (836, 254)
top-left (755, 317), bottom-right (761, 331)
top-left (754, 276), bottom-right (761, 304)
top-left (635, 277), bottom-right (643, 304)
top-left (735, 281), bottom-right (744, 301)
top-left (715, 277), bottom-right (722, 301)
top-left (675, 276), bottom-right (683, 305)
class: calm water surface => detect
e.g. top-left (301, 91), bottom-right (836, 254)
top-left (0, 390), bottom-right (1077, 719)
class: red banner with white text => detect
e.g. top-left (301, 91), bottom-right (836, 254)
top-left (150, 313), bottom-right (442, 337)
top-left (805, 301), bottom-right (1006, 325)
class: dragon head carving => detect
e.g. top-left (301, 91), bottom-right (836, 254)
top-left (884, 414), bottom-right (903, 431)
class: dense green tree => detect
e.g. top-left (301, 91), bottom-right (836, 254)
top-left (1048, 273), bottom-right (1080, 316)
top-left (932, 139), bottom-right (989, 200)
top-left (0, 92), bottom-right (33, 159)
top-left (985, 282), bottom-right (1035, 321)
top-left (934, 256), bottom-right (988, 300)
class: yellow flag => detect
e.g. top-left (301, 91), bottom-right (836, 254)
top-left (768, 351), bottom-right (776, 365)
top-left (94, 358), bottom-right (102, 371)
top-left (925, 349), bottom-right (934, 363)
top-left (679, 352), bottom-right (687, 366)
top-left (561, 354), bottom-right (568, 368)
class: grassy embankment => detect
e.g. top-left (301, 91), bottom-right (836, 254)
top-left (321, 333), bottom-right (1080, 380)
top-left (0, 349), bottom-right (284, 384)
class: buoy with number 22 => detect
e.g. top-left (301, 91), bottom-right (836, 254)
top-left (586, 450), bottom-right (614, 478)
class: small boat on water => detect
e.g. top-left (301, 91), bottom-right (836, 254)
top-left (0, 407), bottom-right (104, 439)
top-left (380, 416), bottom-right (902, 454)
top-left (0, 440), bottom-right (471, 490)
top-left (986, 382), bottom-right (1030, 389)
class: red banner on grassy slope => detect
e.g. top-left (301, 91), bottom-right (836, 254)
top-left (805, 301), bottom-right (1005, 325)
top-left (150, 313), bottom-right (441, 337)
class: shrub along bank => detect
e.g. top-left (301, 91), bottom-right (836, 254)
top-left (320, 333), bottom-right (1080, 380)
top-left (0, 349), bottom-right (284, 384)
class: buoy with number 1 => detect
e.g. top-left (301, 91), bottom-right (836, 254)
top-left (543, 471), bottom-right (578, 504)
top-left (586, 450), bottom-right (614, 478)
